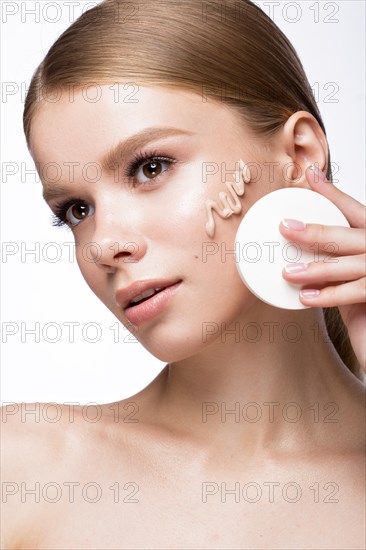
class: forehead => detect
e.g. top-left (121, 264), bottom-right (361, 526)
top-left (29, 84), bottom-right (246, 164)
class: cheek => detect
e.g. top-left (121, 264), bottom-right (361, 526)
top-left (162, 164), bottom-right (233, 241)
top-left (165, 171), bottom-right (208, 230)
top-left (166, 165), bottom-right (249, 270)
top-left (180, 168), bottom-right (257, 313)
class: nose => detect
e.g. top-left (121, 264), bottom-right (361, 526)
top-left (85, 205), bottom-right (148, 272)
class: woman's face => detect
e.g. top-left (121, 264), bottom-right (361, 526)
top-left (30, 84), bottom-right (271, 361)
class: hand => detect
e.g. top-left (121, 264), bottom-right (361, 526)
top-left (279, 165), bottom-right (366, 372)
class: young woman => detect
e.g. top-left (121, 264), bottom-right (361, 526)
top-left (2, 0), bottom-right (365, 548)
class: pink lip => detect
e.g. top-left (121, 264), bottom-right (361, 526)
top-left (122, 281), bottom-right (182, 325)
top-left (115, 278), bottom-right (182, 310)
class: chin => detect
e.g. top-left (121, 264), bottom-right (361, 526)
top-left (136, 322), bottom-right (217, 363)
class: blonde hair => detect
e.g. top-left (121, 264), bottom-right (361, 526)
top-left (23, 0), bottom-right (363, 380)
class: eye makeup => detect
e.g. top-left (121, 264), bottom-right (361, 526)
top-left (122, 148), bottom-right (177, 182)
top-left (51, 198), bottom-right (88, 228)
top-left (49, 149), bottom-right (178, 228)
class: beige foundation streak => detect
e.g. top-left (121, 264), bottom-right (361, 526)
top-left (205, 159), bottom-right (251, 238)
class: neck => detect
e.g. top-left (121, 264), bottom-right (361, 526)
top-left (135, 304), bottom-right (365, 461)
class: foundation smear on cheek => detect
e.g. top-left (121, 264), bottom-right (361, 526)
top-left (205, 159), bottom-right (251, 238)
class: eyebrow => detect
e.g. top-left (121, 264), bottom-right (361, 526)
top-left (42, 126), bottom-right (195, 202)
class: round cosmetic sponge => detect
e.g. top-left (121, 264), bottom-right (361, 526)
top-left (234, 188), bottom-right (350, 310)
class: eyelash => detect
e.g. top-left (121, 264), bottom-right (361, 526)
top-left (50, 149), bottom-right (177, 228)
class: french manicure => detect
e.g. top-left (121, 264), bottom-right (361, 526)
top-left (281, 218), bottom-right (306, 230)
top-left (284, 263), bottom-right (308, 274)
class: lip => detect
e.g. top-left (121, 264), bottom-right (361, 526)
top-left (115, 278), bottom-right (183, 311)
top-left (121, 281), bottom-right (182, 325)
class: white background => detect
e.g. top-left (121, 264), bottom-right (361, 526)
top-left (1, 1), bottom-right (365, 404)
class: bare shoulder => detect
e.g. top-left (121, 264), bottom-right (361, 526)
top-left (0, 403), bottom-right (75, 543)
top-left (1, 402), bottom-right (70, 484)
top-left (0, 400), bottom-right (142, 549)
top-left (0, 399), bottom-right (143, 473)
top-left (1, 401), bottom-right (91, 466)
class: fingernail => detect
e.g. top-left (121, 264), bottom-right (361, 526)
top-left (281, 218), bottom-right (306, 230)
top-left (284, 262), bottom-right (309, 273)
top-left (300, 289), bottom-right (320, 299)
top-left (308, 164), bottom-right (326, 183)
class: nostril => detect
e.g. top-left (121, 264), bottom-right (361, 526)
top-left (113, 243), bottom-right (139, 260)
top-left (114, 251), bottom-right (132, 258)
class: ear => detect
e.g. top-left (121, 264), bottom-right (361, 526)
top-left (280, 110), bottom-right (329, 187)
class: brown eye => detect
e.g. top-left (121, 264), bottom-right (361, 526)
top-left (71, 204), bottom-right (89, 219)
top-left (142, 160), bottom-right (163, 179)
top-left (66, 202), bottom-right (94, 226)
top-left (129, 155), bottom-right (175, 186)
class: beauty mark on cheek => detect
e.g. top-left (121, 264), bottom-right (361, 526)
top-left (205, 159), bottom-right (252, 238)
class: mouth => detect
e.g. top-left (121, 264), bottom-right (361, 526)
top-left (115, 277), bottom-right (182, 308)
top-left (122, 280), bottom-right (182, 325)
top-left (126, 286), bottom-right (169, 308)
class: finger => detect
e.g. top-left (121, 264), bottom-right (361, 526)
top-left (298, 277), bottom-right (366, 307)
top-left (282, 254), bottom-right (366, 283)
top-left (306, 165), bottom-right (366, 229)
top-left (279, 220), bottom-right (366, 255)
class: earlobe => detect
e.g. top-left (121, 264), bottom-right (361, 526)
top-left (282, 111), bottom-right (328, 186)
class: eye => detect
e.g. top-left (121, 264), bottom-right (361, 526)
top-left (124, 150), bottom-right (177, 186)
top-left (66, 202), bottom-right (94, 225)
top-left (50, 151), bottom-right (177, 229)
top-left (138, 159), bottom-right (164, 181)
top-left (51, 199), bottom-right (95, 228)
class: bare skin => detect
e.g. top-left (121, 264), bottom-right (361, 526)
top-left (1, 85), bottom-right (365, 549)
top-left (2, 377), bottom-right (365, 550)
